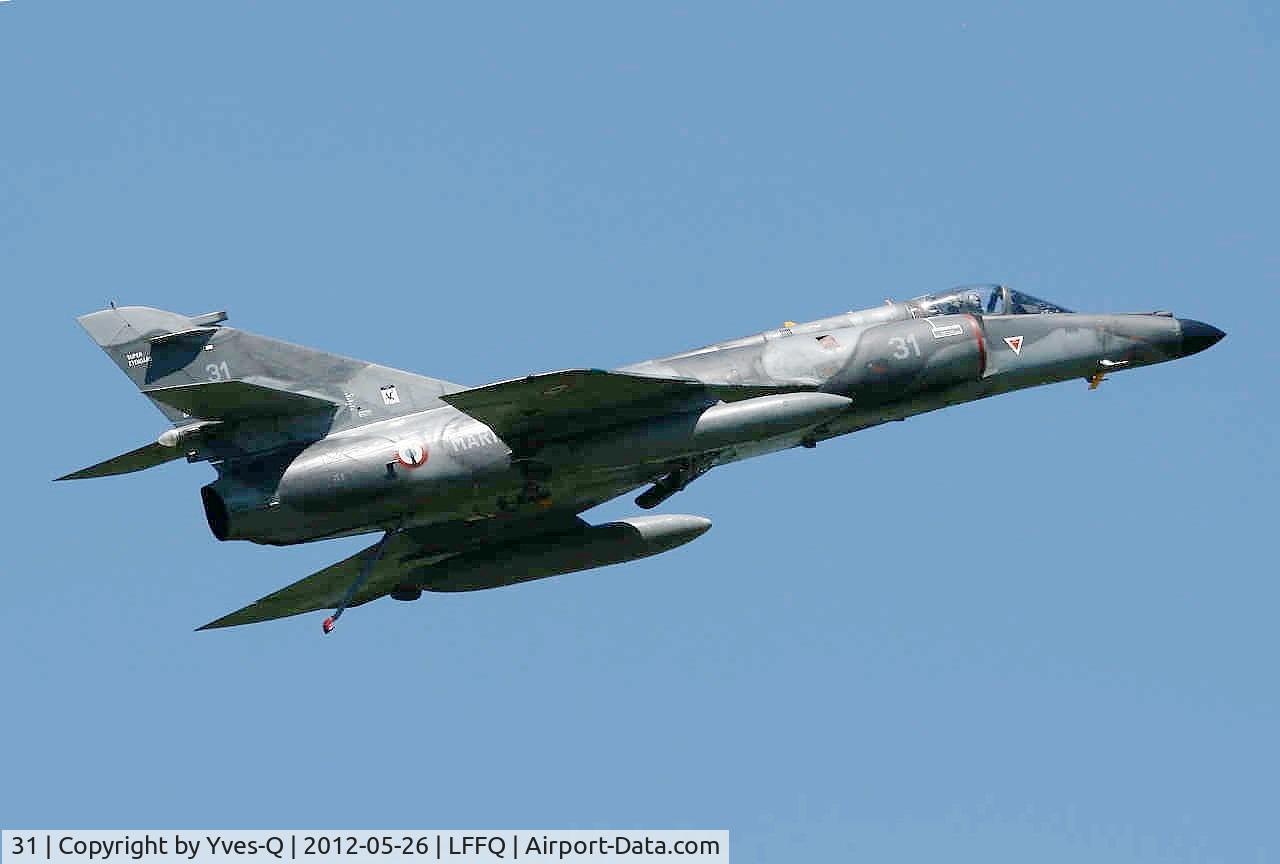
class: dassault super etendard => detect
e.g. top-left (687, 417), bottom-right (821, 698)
top-left (61, 285), bottom-right (1223, 633)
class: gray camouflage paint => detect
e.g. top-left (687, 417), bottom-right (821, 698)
top-left (61, 286), bottom-right (1223, 630)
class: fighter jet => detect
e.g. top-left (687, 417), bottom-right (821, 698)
top-left (60, 285), bottom-right (1223, 633)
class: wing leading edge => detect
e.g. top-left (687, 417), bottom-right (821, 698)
top-left (440, 368), bottom-right (801, 452)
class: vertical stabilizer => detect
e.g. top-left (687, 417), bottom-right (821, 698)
top-left (78, 306), bottom-right (213, 422)
top-left (76, 306), bottom-right (467, 429)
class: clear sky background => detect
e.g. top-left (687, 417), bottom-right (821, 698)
top-left (2, 2), bottom-right (1276, 861)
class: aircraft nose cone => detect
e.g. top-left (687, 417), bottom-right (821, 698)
top-left (1179, 319), bottom-right (1226, 357)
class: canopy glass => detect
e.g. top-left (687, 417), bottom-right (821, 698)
top-left (907, 285), bottom-right (1072, 318)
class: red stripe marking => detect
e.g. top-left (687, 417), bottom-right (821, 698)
top-left (967, 314), bottom-right (987, 376)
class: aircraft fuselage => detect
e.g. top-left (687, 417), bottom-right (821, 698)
top-left (200, 297), bottom-right (1220, 548)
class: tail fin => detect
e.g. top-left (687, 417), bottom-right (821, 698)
top-left (76, 306), bottom-right (466, 428)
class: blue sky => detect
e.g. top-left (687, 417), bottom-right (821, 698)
top-left (2, 2), bottom-right (1276, 861)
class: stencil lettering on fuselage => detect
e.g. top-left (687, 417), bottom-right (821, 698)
top-left (447, 429), bottom-right (500, 454)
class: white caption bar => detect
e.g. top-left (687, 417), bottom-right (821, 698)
top-left (3, 833), bottom-right (727, 864)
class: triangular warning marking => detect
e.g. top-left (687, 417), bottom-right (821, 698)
top-left (1004, 336), bottom-right (1024, 355)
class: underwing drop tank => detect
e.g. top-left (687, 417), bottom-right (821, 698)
top-left (415, 514), bottom-right (712, 592)
top-left (542, 391), bottom-right (852, 470)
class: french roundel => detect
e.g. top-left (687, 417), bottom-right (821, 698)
top-left (395, 443), bottom-right (429, 469)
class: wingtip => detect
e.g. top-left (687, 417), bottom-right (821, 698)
top-left (54, 469), bottom-right (96, 481)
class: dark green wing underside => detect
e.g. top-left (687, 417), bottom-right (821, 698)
top-left (198, 533), bottom-right (433, 629)
top-left (198, 514), bottom-right (590, 630)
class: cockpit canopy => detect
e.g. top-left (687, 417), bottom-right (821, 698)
top-left (907, 285), bottom-right (1072, 318)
